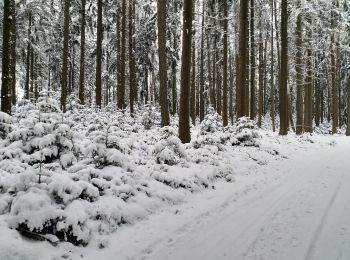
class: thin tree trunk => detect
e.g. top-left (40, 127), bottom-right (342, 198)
top-left (190, 41), bottom-right (196, 125)
top-left (61, 0), bottom-right (70, 112)
top-left (95, 0), bottom-right (103, 108)
top-left (79, 0), bottom-right (86, 104)
top-left (25, 12), bottom-right (32, 100)
top-left (222, 0), bottom-right (229, 126)
top-left (295, 0), bottom-right (303, 134)
top-left (250, 0), bottom-right (256, 120)
top-left (129, 0), bottom-right (136, 116)
top-left (157, 0), bottom-right (170, 126)
top-left (199, 1), bottom-right (205, 122)
top-left (118, 0), bottom-right (127, 110)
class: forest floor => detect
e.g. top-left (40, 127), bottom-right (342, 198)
top-left (1, 132), bottom-right (350, 260)
top-left (79, 135), bottom-right (350, 260)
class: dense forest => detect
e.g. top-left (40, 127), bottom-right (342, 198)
top-left (1, 0), bottom-right (350, 138)
top-left (2, 1), bottom-right (350, 257)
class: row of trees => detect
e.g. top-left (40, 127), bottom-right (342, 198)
top-left (1, 0), bottom-right (350, 142)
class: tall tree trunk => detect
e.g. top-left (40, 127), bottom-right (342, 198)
top-left (279, 0), bottom-right (288, 135)
top-left (258, 20), bottom-right (264, 127)
top-left (237, 0), bottom-right (249, 118)
top-left (331, 1), bottom-right (338, 134)
top-left (95, 0), bottom-right (103, 108)
top-left (25, 12), bottom-right (32, 100)
top-left (250, 0), bottom-right (256, 120)
top-left (295, 0), bottom-right (303, 134)
top-left (222, 0), bottom-right (229, 126)
top-left (199, 1), bottom-right (205, 122)
top-left (270, 0), bottom-right (276, 132)
top-left (190, 41), bottom-right (196, 125)
top-left (118, 0), bottom-right (127, 110)
top-left (129, 0), bottom-right (136, 116)
top-left (1, 0), bottom-right (15, 114)
top-left (79, 0), bottom-right (86, 104)
top-left (157, 0), bottom-right (170, 126)
top-left (171, 2), bottom-right (178, 115)
top-left (179, 0), bottom-right (193, 143)
top-left (61, 0), bottom-right (70, 112)
top-left (10, 0), bottom-right (16, 105)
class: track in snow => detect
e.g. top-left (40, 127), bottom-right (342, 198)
top-left (82, 138), bottom-right (350, 260)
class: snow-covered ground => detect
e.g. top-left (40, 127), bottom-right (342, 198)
top-left (1, 132), bottom-right (349, 260)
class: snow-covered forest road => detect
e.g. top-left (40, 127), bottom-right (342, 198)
top-left (82, 137), bottom-right (350, 260)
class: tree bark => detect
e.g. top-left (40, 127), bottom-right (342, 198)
top-left (279, 0), bottom-right (288, 135)
top-left (79, 0), bottom-right (86, 104)
top-left (237, 0), bottom-right (249, 118)
top-left (179, 0), bottom-right (193, 143)
top-left (61, 0), bottom-right (70, 112)
top-left (157, 0), bottom-right (170, 126)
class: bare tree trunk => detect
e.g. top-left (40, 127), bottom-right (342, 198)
top-left (199, 1), bottom-right (205, 122)
top-left (270, 0), bottom-right (275, 132)
top-left (179, 0), bottom-right (193, 143)
top-left (25, 12), bottom-right (32, 100)
top-left (118, 0), bottom-right (127, 110)
top-left (279, 0), bottom-right (288, 135)
top-left (129, 0), bottom-right (137, 116)
top-left (295, 0), bottom-right (303, 134)
top-left (237, 0), bottom-right (249, 118)
top-left (1, 0), bottom-right (15, 114)
top-left (157, 0), bottom-right (170, 126)
top-left (79, 0), bottom-right (86, 104)
top-left (250, 0), bottom-right (256, 120)
top-left (61, 0), bottom-right (70, 112)
top-left (222, 0), bottom-right (229, 126)
top-left (190, 41), bottom-right (196, 125)
top-left (95, 0), bottom-right (103, 108)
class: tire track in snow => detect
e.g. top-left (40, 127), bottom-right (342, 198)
top-left (304, 178), bottom-right (343, 260)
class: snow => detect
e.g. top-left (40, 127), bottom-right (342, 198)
top-left (1, 130), bottom-right (349, 259)
top-left (1, 100), bottom-right (350, 259)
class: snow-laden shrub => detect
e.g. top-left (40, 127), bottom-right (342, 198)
top-left (141, 104), bottom-right (159, 130)
top-left (84, 119), bottom-right (131, 170)
top-left (314, 121), bottom-right (332, 135)
top-left (0, 112), bottom-right (13, 139)
top-left (1, 107), bottom-right (77, 170)
top-left (153, 127), bottom-right (186, 165)
top-left (192, 107), bottom-right (226, 149)
top-left (229, 117), bottom-right (261, 147)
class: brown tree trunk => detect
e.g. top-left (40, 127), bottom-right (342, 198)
top-left (1, 0), bottom-right (15, 114)
top-left (61, 0), bottom-right (70, 112)
top-left (118, 0), bottom-right (127, 110)
top-left (237, 0), bottom-right (249, 118)
top-left (222, 0), bottom-right (228, 126)
top-left (250, 0), bottom-right (256, 120)
top-left (279, 0), bottom-right (288, 135)
top-left (79, 0), bottom-right (86, 104)
top-left (179, 0), bottom-right (193, 143)
top-left (157, 0), bottom-right (170, 126)
top-left (295, 0), bottom-right (303, 134)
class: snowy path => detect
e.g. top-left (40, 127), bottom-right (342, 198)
top-left (80, 137), bottom-right (350, 260)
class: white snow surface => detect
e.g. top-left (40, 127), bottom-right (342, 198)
top-left (1, 132), bottom-right (350, 260)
